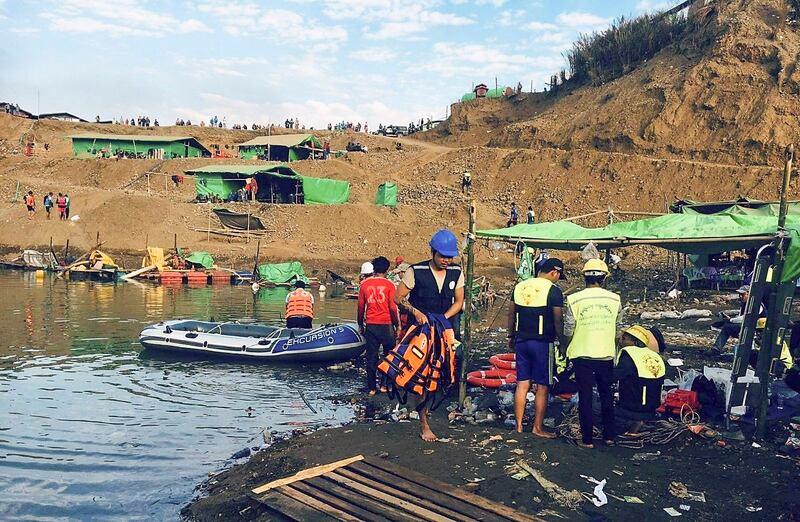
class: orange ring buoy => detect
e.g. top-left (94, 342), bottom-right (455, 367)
top-left (489, 353), bottom-right (516, 370)
top-left (466, 369), bottom-right (517, 388)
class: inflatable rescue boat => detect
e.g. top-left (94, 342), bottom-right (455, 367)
top-left (138, 320), bottom-right (365, 362)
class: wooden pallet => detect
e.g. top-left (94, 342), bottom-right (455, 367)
top-left (250, 455), bottom-right (543, 522)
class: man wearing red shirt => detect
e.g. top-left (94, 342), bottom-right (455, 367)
top-left (357, 256), bottom-right (401, 396)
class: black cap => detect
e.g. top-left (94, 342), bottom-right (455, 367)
top-left (539, 258), bottom-right (566, 280)
top-left (294, 280), bottom-right (306, 288)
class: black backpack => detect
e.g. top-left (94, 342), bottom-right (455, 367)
top-left (691, 375), bottom-right (720, 408)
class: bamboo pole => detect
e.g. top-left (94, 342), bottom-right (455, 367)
top-left (207, 211), bottom-right (211, 243)
top-left (756, 144), bottom-right (794, 439)
top-left (63, 239), bottom-right (69, 266)
top-left (252, 240), bottom-right (261, 283)
top-left (459, 200), bottom-right (476, 407)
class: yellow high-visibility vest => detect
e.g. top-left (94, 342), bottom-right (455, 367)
top-left (618, 346), bottom-right (666, 379)
top-left (566, 287), bottom-right (620, 360)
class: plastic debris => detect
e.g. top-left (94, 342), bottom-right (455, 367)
top-left (590, 479), bottom-right (608, 507)
top-left (478, 434), bottom-right (503, 446)
top-left (624, 496), bottom-right (644, 504)
top-left (510, 448), bottom-right (525, 455)
top-left (540, 451), bottom-right (547, 462)
top-left (669, 481), bottom-right (690, 498)
top-left (751, 442), bottom-right (762, 448)
top-left (745, 506), bottom-right (762, 513)
top-left (680, 309), bottom-right (713, 319)
top-left (632, 451), bottom-right (662, 461)
top-left (667, 358), bottom-right (684, 367)
top-left (785, 436), bottom-right (800, 449)
top-left (436, 438), bottom-right (452, 443)
top-left (612, 470), bottom-right (624, 476)
top-left (679, 505), bottom-right (691, 511)
top-left (663, 507), bottom-right (682, 517)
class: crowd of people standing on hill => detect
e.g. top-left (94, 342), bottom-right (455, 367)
top-left (23, 190), bottom-right (72, 221)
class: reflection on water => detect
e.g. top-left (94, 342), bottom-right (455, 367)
top-left (0, 272), bottom-right (360, 521)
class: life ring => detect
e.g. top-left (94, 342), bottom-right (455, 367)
top-left (489, 353), bottom-right (516, 370)
top-left (466, 369), bottom-right (517, 388)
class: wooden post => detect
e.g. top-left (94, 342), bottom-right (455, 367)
top-left (756, 144), bottom-right (794, 439)
top-left (247, 211), bottom-right (251, 243)
top-left (96, 231), bottom-right (100, 245)
top-left (252, 239), bottom-right (261, 283)
top-left (207, 211), bottom-right (211, 243)
top-left (459, 200), bottom-right (477, 407)
top-left (147, 172), bottom-right (150, 195)
top-left (173, 233), bottom-right (178, 255)
top-left (605, 208), bottom-right (613, 262)
top-left (63, 239), bottom-right (69, 266)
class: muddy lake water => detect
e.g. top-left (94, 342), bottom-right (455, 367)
top-left (0, 271), bottom-right (362, 521)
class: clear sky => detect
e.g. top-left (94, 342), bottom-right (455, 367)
top-left (0, 0), bottom-right (672, 128)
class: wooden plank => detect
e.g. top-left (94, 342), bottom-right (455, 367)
top-left (346, 462), bottom-right (506, 522)
top-left (291, 481), bottom-right (392, 522)
top-left (252, 455), bottom-right (364, 494)
top-left (325, 471), bottom-right (456, 522)
top-left (363, 457), bottom-right (543, 522)
top-left (278, 485), bottom-right (362, 522)
top-left (307, 476), bottom-right (420, 522)
top-left (251, 489), bottom-right (337, 522)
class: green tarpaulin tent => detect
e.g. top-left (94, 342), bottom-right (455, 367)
top-left (184, 251), bottom-right (214, 269)
top-left (256, 261), bottom-right (309, 284)
top-left (186, 164), bottom-right (350, 205)
top-left (477, 213), bottom-right (800, 283)
top-left (674, 199), bottom-right (800, 217)
top-left (375, 182), bottom-right (397, 207)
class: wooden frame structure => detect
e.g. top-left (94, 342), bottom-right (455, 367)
top-left (250, 455), bottom-right (543, 521)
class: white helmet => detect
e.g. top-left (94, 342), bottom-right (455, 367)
top-left (360, 262), bottom-right (374, 275)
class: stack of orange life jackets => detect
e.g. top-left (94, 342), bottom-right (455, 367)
top-left (378, 313), bottom-right (456, 411)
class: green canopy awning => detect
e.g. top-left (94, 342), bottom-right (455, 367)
top-left (477, 213), bottom-right (800, 283)
top-left (256, 261), bottom-right (308, 284)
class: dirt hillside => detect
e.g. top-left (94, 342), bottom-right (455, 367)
top-left (1, 0), bottom-right (798, 277)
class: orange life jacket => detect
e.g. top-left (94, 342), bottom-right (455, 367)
top-left (286, 289), bottom-right (314, 319)
top-left (24, 194), bottom-right (34, 206)
top-left (378, 313), bottom-right (456, 410)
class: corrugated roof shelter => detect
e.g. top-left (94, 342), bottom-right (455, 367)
top-left (70, 133), bottom-right (210, 159)
top-left (237, 134), bottom-right (322, 162)
top-left (186, 164), bottom-right (349, 205)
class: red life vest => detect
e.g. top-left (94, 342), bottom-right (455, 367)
top-left (24, 194), bottom-right (35, 206)
top-left (56, 196), bottom-right (67, 208)
top-left (286, 289), bottom-right (314, 319)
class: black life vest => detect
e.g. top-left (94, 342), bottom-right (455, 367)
top-left (513, 277), bottom-right (557, 341)
top-left (408, 261), bottom-right (461, 315)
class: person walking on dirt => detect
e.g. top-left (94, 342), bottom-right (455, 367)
top-left (24, 191), bottom-right (36, 219)
top-left (527, 205), bottom-right (535, 225)
top-left (56, 193), bottom-right (67, 221)
top-left (358, 256), bottom-right (400, 396)
top-left (564, 259), bottom-right (622, 448)
top-left (64, 194), bottom-right (71, 219)
top-left (461, 171), bottom-right (472, 193)
top-left (285, 280), bottom-right (314, 329)
top-left (507, 203), bottom-right (519, 227)
top-left (43, 192), bottom-right (53, 220)
top-left (394, 229), bottom-right (464, 441)
top-left (507, 258), bottom-right (566, 437)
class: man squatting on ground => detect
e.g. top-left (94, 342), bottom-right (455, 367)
top-left (394, 229), bottom-right (465, 441)
top-left (507, 258), bottom-right (567, 438)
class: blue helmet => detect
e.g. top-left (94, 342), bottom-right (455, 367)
top-left (429, 229), bottom-right (459, 257)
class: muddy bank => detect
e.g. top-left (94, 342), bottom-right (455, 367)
top-left (182, 388), bottom-right (799, 522)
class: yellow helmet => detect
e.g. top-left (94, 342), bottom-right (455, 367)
top-left (622, 325), bottom-right (650, 347)
top-left (582, 258), bottom-right (609, 276)
top-left (756, 318), bottom-right (767, 330)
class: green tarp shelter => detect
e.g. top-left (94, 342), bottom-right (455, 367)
top-left (477, 213), bottom-right (800, 283)
top-left (375, 182), bottom-right (397, 207)
top-left (184, 251), bottom-right (214, 269)
top-left (186, 164), bottom-right (350, 205)
top-left (237, 134), bottom-right (322, 161)
top-left (256, 261), bottom-right (308, 284)
top-left (672, 198), bottom-right (800, 217)
top-left (69, 133), bottom-right (210, 158)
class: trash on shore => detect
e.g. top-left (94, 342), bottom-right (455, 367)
top-left (664, 507), bottom-right (683, 517)
top-left (518, 460), bottom-right (583, 508)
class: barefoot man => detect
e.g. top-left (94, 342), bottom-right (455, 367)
top-left (394, 229), bottom-right (464, 441)
top-left (507, 258), bottom-right (566, 438)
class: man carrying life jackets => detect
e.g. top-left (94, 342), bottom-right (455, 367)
top-left (614, 325), bottom-right (666, 435)
top-left (564, 259), bottom-right (622, 448)
top-left (507, 258), bottom-right (565, 437)
top-left (395, 228), bottom-right (464, 441)
top-left (285, 280), bottom-right (314, 329)
top-left (24, 191), bottom-right (36, 219)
